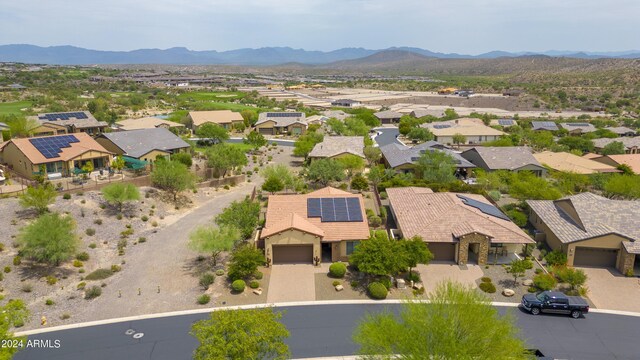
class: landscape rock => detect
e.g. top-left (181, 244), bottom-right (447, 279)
top-left (253, 288), bottom-right (263, 295)
top-left (396, 279), bottom-right (406, 289)
top-left (502, 288), bottom-right (515, 297)
top-left (412, 282), bottom-right (423, 290)
top-left (523, 279), bottom-right (534, 286)
top-left (335, 285), bottom-right (344, 292)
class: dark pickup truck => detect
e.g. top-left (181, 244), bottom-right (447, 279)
top-left (521, 291), bottom-right (589, 318)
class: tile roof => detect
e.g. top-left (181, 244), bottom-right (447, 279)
top-left (422, 118), bottom-right (506, 137)
top-left (531, 121), bottom-right (559, 131)
top-left (593, 137), bottom-right (640, 150)
top-left (387, 187), bottom-right (533, 244)
top-left (97, 128), bottom-right (190, 158)
top-left (559, 122), bottom-right (597, 133)
top-left (255, 112), bottom-right (307, 127)
top-left (380, 142), bottom-right (474, 169)
top-left (374, 110), bottom-right (403, 119)
top-left (533, 151), bottom-right (620, 174)
top-left (461, 146), bottom-right (543, 171)
top-left (308, 136), bottom-right (365, 159)
top-left (604, 126), bottom-right (636, 135)
top-left (528, 193), bottom-right (640, 252)
top-left (33, 111), bottom-right (107, 130)
top-left (260, 187), bottom-right (369, 242)
top-left (3, 132), bottom-right (113, 164)
top-left (597, 154), bottom-right (640, 173)
top-left (322, 110), bottom-right (349, 120)
top-left (189, 110), bottom-right (244, 127)
top-left (116, 117), bottom-right (185, 131)
top-left (410, 109), bottom-right (445, 118)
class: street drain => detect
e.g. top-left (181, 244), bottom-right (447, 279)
top-left (133, 333), bottom-right (144, 339)
top-left (125, 329), bottom-right (136, 336)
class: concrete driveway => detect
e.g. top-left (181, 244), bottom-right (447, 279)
top-left (267, 264), bottom-right (316, 303)
top-left (578, 267), bottom-right (640, 312)
top-left (415, 263), bottom-right (483, 295)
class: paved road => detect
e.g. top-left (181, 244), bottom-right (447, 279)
top-left (14, 304), bottom-right (640, 360)
top-left (372, 127), bottom-right (401, 147)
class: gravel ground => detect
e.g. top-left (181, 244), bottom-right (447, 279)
top-left (476, 263), bottom-right (542, 303)
top-left (315, 270), bottom-right (421, 301)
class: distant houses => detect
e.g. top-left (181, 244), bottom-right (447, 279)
top-left (374, 110), bottom-right (402, 124)
top-left (593, 137), bottom-right (640, 154)
top-left (533, 151), bottom-right (620, 174)
top-left (254, 112), bottom-right (307, 135)
top-left (29, 111), bottom-right (108, 137)
top-left (586, 154), bottom-right (640, 173)
top-left (115, 117), bottom-right (186, 132)
top-left (187, 110), bottom-right (244, 131)
top-left (96, 128), bottom-right (190, 163)
top-left (460, 147), bottom-right (546, 176)
top-left (531, 121), bottom-right (559, 131)
top-left (379, 141), bottom-right (474, 175)
top-left (559, 122), bottom-right (596, 135)
top-left (605, 126), bottom-right (636, 137)
top-left (421, 118), bottom-right (505, 145)
top-left (308, 136), bottom-right (365, 160)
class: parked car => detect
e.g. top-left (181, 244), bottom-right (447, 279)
top-left (521, 291), bottom-right (589, 318)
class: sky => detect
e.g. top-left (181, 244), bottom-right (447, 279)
top-left (1, 0), bottom-right (639, 54)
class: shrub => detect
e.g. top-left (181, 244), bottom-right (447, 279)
top-left (215, 269), bottom-right (225, 276)
top-left (379, 191), bottom-right (388, 200)
top-left (545, 250), bottom-right (567, 266)
top-left (406, 272), bottom-right (421, 283)
top-left (3, 266), bottom-right (10, 273)
top-left (12, 256), bottom-right (21, 266)
top-left (85, 228), bottom-right (96, 236)
top-left (413, 287), bottom-right (426, 296)
top-left (329, 262), bottom-right (347, 278)
top-left (0, 273), bottom-right (3, 281)
top-left (231, 279), bottom-right (245, 292)
top-left (45, 299), bottom-right (54, 306)
top-left (481, 276), bottom-right (492, 283)
top-left (506, 210), bottom-right (528, 227)
top-left (368, 215), bottom-right (382, 227)
top-left (249, 280), bottom-right (260, 289)
top-left (0, 243), bottom-right (4, 252)
top-left (151, 221), bottom-right (158, 227)
top-left (141, 215), bottom-right (149, 222)
top-left (199, 273), bottom-right (215, 290)
top-left (21, 283), bottom-right (33, 293)
top-left (554, 267), bottom-right (587, 290)
top-left (110, 264), bottom-right (122, 272)
top-left (522, 259), bottom-right (533, 270)
top-left (60, 313), bottom-right (71, 320)
top-left (63, 193), bottom-right (71, 200)
top-left (77, 282), bottom-right (86, 290)
top-left (78, 269), bottom-right (85, 273)
top-left (527, 286), bottom-right (537, 293)
top-left (85, 286), bottom-right (102, 299)
top-left (253, 271), bottom-right (263, 280)
top-left (116, 214), bottom-right (123, 220)
top-left (73, 260), bottom-right (83, 268)
top-left (379, 277), bottom-right (392, 290)
top-left (94, 219), bottom-right (103, 225)
top-left (197, 294), bottom-right (211, 305)
top-left (534, 268), bottom-right (543, 275)
top-left (138, 237), bottom-right (146, 243)
top-left (76, 252), bottom-right (90, 261)
top-left (533, 273), bottom-right (557, 291)
top-left (368, 282), bottom-right (388, 300)
top-left (488, 190), bottom-right (501, 201)
top-left (84, 268), bottom-right (114, 281)
top-left (332, 280), bottom-right (341, 287)
top-left (46, 276), bottom-right (57, 285)
top-left (479, 282), bottom-right (496, 293)
top-left (350, 281), bottom-right (359, 288)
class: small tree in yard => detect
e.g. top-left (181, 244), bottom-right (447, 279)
top-left (111, 155), bottom-right (125, 173)
top-left (555, 267), bottom-right (587, 291)
top-left (18, 213), bottom-right (80, 266)
top-left (228, 244), bottom-right (265, 281)
top-left (452, 133), bottom-right (467, 148)
top-left (151, 160), bottom-right (196, 202)
top-left (0, 299), bottom-right (30, 359)
top-left (367, 165), bottom-right (385, 190)
top-left (189, 225), bottom-right (240, 266)
top-left (350, 173), bottom-right (369, 191)
top-left (81, 161), bottom-right (94, 178)
top-left (215, 199), bottom-right (260, 239)
top-left (101, 183), bottom-right (140, 213)
top-left (191, 307), bottom-right (290, 360)
top-left (401, 236), bottom-right (433, 276)
top-left (172, 152), bottom-right (193, 167)
top-left (244, 131), bottom-right (268, 152)
top-left (507, 259), bottom-right (528, 287)
top-left (306, 158), bottom-right (345, 186)
top-left (363, 145), bottom-right (381, 165)
top-left (337, 154), bottom-right (365, 178)
top-left (349, 232), bottom-right (407, 276)
top-left (195, 123), bottom-right (229, 144)
top-left (19, 184), bottom-right (57, 214)
top-left (262, 176), bottom-right (284, 194)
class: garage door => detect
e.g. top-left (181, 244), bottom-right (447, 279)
top-left (272, 245), bottom-right (313, 264)
top-left (574, 247), bottom-right (618, 268)
top-left (259, 128), bottom-right (273, 135)
top-left (427, 243), bottom-right (456, 262)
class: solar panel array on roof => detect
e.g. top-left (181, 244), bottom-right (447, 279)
top-left (456, 194), bottom-right (510, 221)
top-left (498, 119), bottom-right (516, 126)
top-left (567, 123), bottom-right (589, 127)
top-left (28, 135), bottom-right (80, 159)
top-left (38, 112), bottom-right (88, 121)
top-left (536, 121), bottom-right (556, 127)
top-left (433, 124), bottom-right (452, 129)
top-left (307, 197), bottom-right (363, 222)
top-left (266, 112), bottom-right (303, 118)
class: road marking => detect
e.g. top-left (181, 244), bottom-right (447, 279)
top-left (14, 299), bottom-right (640, 336)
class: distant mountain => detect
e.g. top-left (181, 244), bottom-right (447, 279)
top-left (0, 44), bottom-right (638, 65)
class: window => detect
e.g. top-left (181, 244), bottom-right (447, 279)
top-left (346, 241), bottom-right (360, 255)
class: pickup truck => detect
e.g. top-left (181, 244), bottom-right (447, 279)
top-left (521, 291), bottom-right (589, 318)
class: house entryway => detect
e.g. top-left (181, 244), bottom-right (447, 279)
top-left (321, 243), bottom-right (332, 263)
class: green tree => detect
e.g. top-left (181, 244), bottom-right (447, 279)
top-left (452, 133), bottom-right (467, 148)
top-left (150, 160), bottom-right (196, 202)
top-left (196, 123), bottom-right (229, 144)
top-left (557, 136), bottom-right (594, 154)
top-left (353, 281), bottom-right (528, 359)
top-left (228, 243), bottom-right (265, 280)
top-left (4, 115), bottom-right (39, 138)
top-left (81, 161), bottom-right (94, 177)
top-left (367, 165), bottom-right (385, 190)
top-left (336, 154), bottom-right (365, 178)
top-left (509, 171), bottom-right (562, 200)
top-left (349, 232), bottom-right (407, 276)
top-left (215, 199), bottom-right (260, 239)
top-left (407, 127), bottom-right (434, 142)
top-left (240, 109), bottom-right (258, 126)
top-left (443, 108), bottom-right (459, 120)
top-left (244, 131), bottom-right (268, 152)
top-left (191, 307), bottom-right (289, 360)
top-left (206, 144), bottom-right (247, 178)
top-left (101, 183), bottom-right (140, 213)
top-left (262, 175), bottom-right (284, 194)
top-left (261, 164), bottom-right (302, 192)
top-left (603, 174), bottom-right (640, 199)
top-left (293, 131), bottom-right (323, 157)
top-left (507, 259), bottom-right (528, 286)
top-left (171, 152), bottom-right (193, 167)
top-left (0, 298), bottom-right (30, 359)
top-left (307, 159), bottom-right (345, 186)
top-left (555, 267), bottom-right (587, 291)
top-left (601, 141), bottom-right (626, 155)
top-left (189, 225), bottom-right (240, 266)
top-left (524, 130), bottom-right (554, 150)
top-left (111, 155), bottom-right (125, 173)
top-left (401, 236), bottom-right (433, 276)
top-left (363, 146), bottom-right (381, 165)
top-left (414, 150), bottom-right (457, 184)
top-left (18, 212), bottom-right (80, 266)
top-left (19, 184), bottom-right (57, 214)
top-left (350, 173), bottom-right (369, 191)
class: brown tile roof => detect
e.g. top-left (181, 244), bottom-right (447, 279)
top-left (602, 154), bottom-right (640, 174)
top-left (462, 146), bottom-right (543, 171)
top-left (534, 151), bottom-right (620, 174)
top-left (422, 118), bottom-right (506, 137)
top-left (308, 136), bottom-right (365, 159)
top-left (387, 187), bottom-right (533, 244)
top-left (189, 110), bottom-right (244, 127)
top-left (260, 187), bottom-right (369, 242)
top-left (116, 117), bottom-right (185, 131)
top-left (5, 133), bottom-right (113, 164)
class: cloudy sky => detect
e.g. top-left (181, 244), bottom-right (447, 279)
top-left (1, 0), bottom-right (639, 53)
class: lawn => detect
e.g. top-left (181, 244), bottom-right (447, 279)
top-left (0, 101), bottom-right (32, 115)
top-left (195, 142), bottom-right (254, 154)
top-left (177, 91), bottom-right (245, 102)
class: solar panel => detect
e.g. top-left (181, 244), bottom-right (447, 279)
top-left (307, 197), bottom-right (363, 222)
top-left (307, 198), bottom-right (322, 217)
top-left (456, 195), bottom-right (510, 221)
top-left (498, 119), bottom-right (515, 126)
top-left (433, 124), bottom-right (452, 129)
top-left (346, 197), bottom-right (363, 221)
top-left (320, 198), bottom-right (336, 222)
top-left (38, 112), bottom-right (88, 121)
top-left (266, 112), bottom-right (303, 118)
top-left (29, 134), bottom-right (79, 159)
top-left (567, 123), bottom-right (589, 127)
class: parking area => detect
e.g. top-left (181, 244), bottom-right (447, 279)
top-left (579, 267), bottom-right (640, 312)
top-left (267, 264), bottom-right (316, 303)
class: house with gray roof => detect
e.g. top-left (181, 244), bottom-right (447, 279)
top-left (531, 121), bottom-right (559, 131)
top-left (254, 112), bottom-right (307, 136)
top-left (374, 110), bottom-right (402, 124)
top-left (560, 122), bottom-right (597, 135)
top-left (308, 136), bottom-right (365, 160)
top-left (30, 111), bottom-right (108, 136)
top-left (380, 142), bottom-right (475, 177)
top-left (528, 192), bottom-right (640, 274)
top-left (95, 128), bottom-right (190, 163)
top-left (605, 126), bottom-right (636, 137)
top-left (461, 147), bottom-right (547, 177)
top-left (593, 137), bottom-right (640, 154)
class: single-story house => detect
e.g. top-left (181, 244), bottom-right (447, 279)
top-left (380, 141), bottom-right (474, 176)
top-left (0, 132), bottom-right (113, 179)
top-left (559, 122), bottom-right (597, 135)
top-left (322, 110), bottom-right (349, 121)
top-left (374, 110), bottom-right (402, 124)
top-left (421, 118), bottom-right (506, 145)
top-left (115, 117), bottom-right (186, 132)
top-left (593, 137), bottom-right (640, 154)
top-left (254, 112), bottom-right (307, 135)
top-left (305, 115), bottom-right (329, 125)
top-left (604, 126), bottom-right (636, 137)
top-left (308, 136), bottom-right (365, 160)
top-left (587, 154), bottom-right (640, 173)
top-left (96, 128), bottom-right (190, 163)
top-left (259, 187), bottom-right (370, 264)
top-left (531, 121), bottom-right (559, 131)
top-left (533, 151), bottom-right (621, 174)
top-left (387, 187), bottom-right (534, 265)
top-left (410, 109), bottom-right (445, 118)
top-left (489, 118), bottom-right (517, 127)
top-left (461, 147), bottom-right (547, 176)
top-left (528, 192), bottom-right (640, 274)
top-left (30, 111), bottom-right (108, 136)
top-left (331, 99), bottom-right (361, 108)
top-left (187, 110), bottom-right (244, 131)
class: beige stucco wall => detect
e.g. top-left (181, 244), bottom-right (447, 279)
top-left (263, 229), bottom-right (321, 265)
top-left (32, 123), bottom-right (67, 137)
top-left (1, 142), bottom-right (36, 178)
top-left (566, 234), bottom-right (627, 266)
top-left (255, 121), bottom-right (276, 132)
top-left (139, 149), bottom-right (171, 163)
top-left (95, 138), bottom-right (124, 155)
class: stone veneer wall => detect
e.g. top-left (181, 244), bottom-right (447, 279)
top-left (458, 233), bottom-right (490, 265)
top-left (617, 247), bottom-right (636, 275)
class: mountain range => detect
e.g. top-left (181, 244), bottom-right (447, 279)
top-left (0, 44), bottom-right (639, 66)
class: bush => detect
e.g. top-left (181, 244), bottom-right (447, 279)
top-left (527, 286), bottom-right (537, 293)
top-left (406, 272), bottom-right (421, 283)
top-left (379, 191), bottom-right (388, 200)
top-left (332, 280), bottom-right (341, 287)
top-left (46, 276), bottom-right (57, 285)
top-left (479, 282), bottom-right (496, 293)
top-left (141, 215), bottom-right (149, 222)
top-left (554, 267), bottom-right (587, 290)
top-left (138, 237), bottom-right (146, 243)
top-left (77, 282), bottom-right (86, 290)
top-left (379, 277), bottom-right (392, 290)
top-left (151, 221), bottom-right (158, 227)
top-left (45, 299), bottom-right (54, 306)
top-left (368, 282), bottom-right (388, 299)
top-left (522, 259), bottom-right (533, 270)
top-left (481, 276), bottom-right (492, 283)
top-left (329, 262), bottom-right (347, 278)
top-left (350, 280), bottom-right (359, 288)
top-left (488, 190), bottom-right (501, 201)
top-left (84, 268), bottom-right (114, 281)
top-left (215, 269), bottom-right (225, 276)
top-left (506, 209), bottom-right (528, 227)
top-left (94, 219), bottom-right (103, 225)
top-left (249, 280), bottom-right (260, 289)
top-left (368, 215), bottom-right (382, 227)
top-left (21, 283), bottom-right (33, 293)
top-left (85, 286), bottom-right (102, 299)
top-left (12, 256), bottom-right (21, 266)
top-left (253, 271), bottom-right (263, 280)
top-left (533, 273), bottom-right (557, 291)
top-left (76, 252), bottom-right (90, 261)
top-left (197, 294), bottom-right (211, 305)
top-left (199, 273), bottom-right (215, 290)
top-left (85, 228), bottom-right (96, 236)
top-left (111, 264), bottom-right (122, 272)
top-left (534, 268), bottom-right (543, 275)
top-left (545, 250), bottom-right (567, 266)
top-left (60, 313), bottom-right (71, 320)
top-left (73, 260), bottom-right (83, 268)
top-left (231, 279), bottom-right (246, 292)
top-left (63, 193), bottom-right (71, 200)
top-left (3, 266), bottom-right (10, 273)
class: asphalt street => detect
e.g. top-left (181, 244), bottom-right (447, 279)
top-left (372, 127), bottom-right (401, 147)
top-left (14, 304), bottom-right (640, 360)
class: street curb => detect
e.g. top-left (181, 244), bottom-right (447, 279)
top-left (14, 299), bottom-right (639, 336)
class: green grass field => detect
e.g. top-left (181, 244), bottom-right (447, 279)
top-left (0, 101), bottom-right (32, 115)
top-left (195, 142), bottom-right (254, 154)
top-left (177, 91), bottom-right (245, 102)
